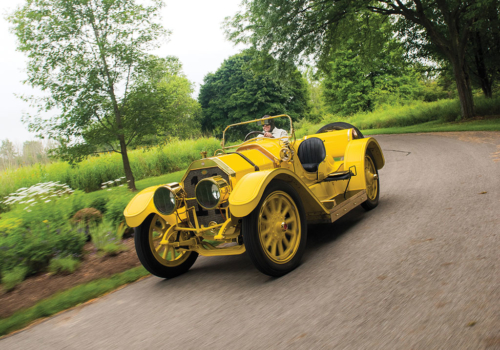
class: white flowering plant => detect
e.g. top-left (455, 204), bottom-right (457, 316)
top-left (1, 182), bottom-right (74, 212)
top-left (100, 177), bottom-right (126, 191)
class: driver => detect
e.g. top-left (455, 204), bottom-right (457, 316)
top-left (259, 115), bottom-right (288, 139)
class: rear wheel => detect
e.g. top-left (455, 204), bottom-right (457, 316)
top-left (316, 122), bottom-right (364, 139)
top-left (135, 214), bottom-right (198, 278)
top-left (242, 180), bottom-right (307, 277)
top-left (361, 150), bottom-right (380, 211)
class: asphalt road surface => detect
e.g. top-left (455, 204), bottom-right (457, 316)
top-left (2, 132), bottom-right (499, 350)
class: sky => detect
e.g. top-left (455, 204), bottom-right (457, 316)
top-left (0, 0), bottom-right (245, 144)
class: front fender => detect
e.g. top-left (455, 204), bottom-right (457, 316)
top-left (123, 186), bottom-right (180, 227)
top-left (344, 137), bottom-right (385, 192)
top-left (229, 168), bottom-right (329, 218)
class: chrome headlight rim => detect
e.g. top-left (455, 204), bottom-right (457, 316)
top-left (153, 183), bottom-right (186, 215)
top-left (195, 176), bottom-right (230, 210)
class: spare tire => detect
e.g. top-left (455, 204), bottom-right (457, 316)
top-left (316, 122), bottom-right (364, 139)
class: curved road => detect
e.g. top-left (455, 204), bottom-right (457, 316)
top-left (2, 132), bottom-right (500, 350)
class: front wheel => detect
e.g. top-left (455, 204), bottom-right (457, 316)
top-left (135, 214), bottom-right (198, 279)
top-left (242, 180), bottom-right (307, 277)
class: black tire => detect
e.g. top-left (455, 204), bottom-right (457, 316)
top-left (134, 214), bottom-right (198, 279)
top-left (361, 150), bottom-right (380, 211)
top-left (242, 180), bottom-right (307, 277)
top-left (316, 122), bottom-right (364, 138)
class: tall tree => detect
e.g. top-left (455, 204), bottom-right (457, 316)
top-left (9, 0), bottom-right (168, 191)
top-left (0, 139), bottom-right (18, 169)
top-left (322, 11), bottom-right (421, 115)
top-left (466, 2), bottom-right (500, 98)
top-left (198, 50), bottom-right (310, 135)
top-left (227, 0), bottom-right (496, 119)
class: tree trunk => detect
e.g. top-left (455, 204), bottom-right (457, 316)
top-left (450, 55), bottom-right (475, 119)
top-left (118, 134), bottom-right (136, 191)
top-left (472, 31), bottom-right (493, 98)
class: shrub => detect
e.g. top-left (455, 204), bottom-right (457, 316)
top-left (89, 220), bottom-right (127, 256)
top-left (2, 266), bottom-right (28, 292)
top-left (0, 193), bottom-right (87, 278)
top-left (105, 196), bottom-right (132, 226)
top-left (48, 257), bottom-right (80, 275)
top-left (89, 197), bottom-right (108, 214)
top-left (71, 208), bottom-right (103, 226)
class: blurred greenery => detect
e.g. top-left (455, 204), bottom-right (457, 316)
top-left (48, 257), bottom-right (81, 275)
top-left (0, 138), bottom-right (220, 204)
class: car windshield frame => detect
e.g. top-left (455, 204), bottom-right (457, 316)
top-left (221, 114), bottom-right (294, 151)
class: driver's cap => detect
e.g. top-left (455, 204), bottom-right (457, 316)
top-left (258, 115), bottom-right (273, 126)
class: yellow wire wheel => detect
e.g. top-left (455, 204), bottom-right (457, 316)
top-left (149, 215), bottom-right (191, 267)
top-left (242, 180), bottom-right (307, 277)
top-left (361, 150), bottom-right (380, 210)
top-left (135, 214), bottom-right (198, 279)
top-left (258, 191), bottom-right (301, 264)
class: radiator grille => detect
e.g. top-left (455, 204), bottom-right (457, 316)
top-left (183, 167), bottom-right (229, 227)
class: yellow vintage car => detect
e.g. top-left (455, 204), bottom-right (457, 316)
top-left (124, 115), bottom-right (384, 277)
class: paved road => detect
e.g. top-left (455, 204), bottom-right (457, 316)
top-left (2, 132), bottom-right (499, 350)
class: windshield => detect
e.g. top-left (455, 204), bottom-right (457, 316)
top-left (221, 115), bottom-right (294, 150)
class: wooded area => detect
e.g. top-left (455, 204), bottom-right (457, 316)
top-left (4, 0), bottom-right (500, 188)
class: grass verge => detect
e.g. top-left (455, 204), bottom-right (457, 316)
top-left (0, 266), bottom-right (149, 337)
top-left (363, 117), bottom-right (500, 135)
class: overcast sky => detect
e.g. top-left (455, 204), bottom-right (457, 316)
top-left (0, 0), bottom-right (245, 144)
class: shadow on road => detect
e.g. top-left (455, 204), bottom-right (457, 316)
top-left (151, 205), bottom-right (376, 288)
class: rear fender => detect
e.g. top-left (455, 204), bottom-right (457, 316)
top-left (344, 138), bottom-right (385, 192)
top-left (123, 186), bottom-right (180, 227)
top-left (229, 168), bottom-right (328, 218)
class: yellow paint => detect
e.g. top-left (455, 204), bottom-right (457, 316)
top-left (228, 168), bottom-right (329, 218)
top-left (123, 186), bottom-right (185, 228)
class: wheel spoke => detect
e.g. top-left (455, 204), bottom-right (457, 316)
top-left (264, 235), bottom-right (273, 248)
top-left (277, 198), bottom-right (283, 214)
top-left (277, 241), bottom-right (284, 256)
top-left (161, 246), bottom-right (168, 259)
top-left (271, 242), bottom-right (277, 257)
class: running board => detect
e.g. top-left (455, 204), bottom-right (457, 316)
top-left (330, 190), bottom-right (367, 223)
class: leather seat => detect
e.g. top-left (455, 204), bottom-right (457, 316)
top-left (297, 137), bottom-right (326, 172)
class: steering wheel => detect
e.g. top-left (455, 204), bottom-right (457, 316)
top-left (244, 131), bottom-right (264, 141)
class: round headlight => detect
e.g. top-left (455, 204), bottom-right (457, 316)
top-left (153, 183), bottom-right (185, 215)
top-left (195, 176), bottom-right (230, 210)
top-left (154, 187), bottom-right (176, 215)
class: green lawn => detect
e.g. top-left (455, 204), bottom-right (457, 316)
top-left (363, 117), bottom-right (500, 135)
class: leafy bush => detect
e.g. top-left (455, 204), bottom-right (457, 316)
top-left (2, 266), bottom-right (28, 292)
top-left (105, 196), bottom-right (133, 226)
top-left (48, 257), bottom-right (80, 275)
top-left (71, 208), bottom-right (103, 226)
top-left (0, 185), bottom-right (87, 280)
top-left (89, 197), bottom-right (109, 214)
top-left (89, 220), bottom-right (127, 256)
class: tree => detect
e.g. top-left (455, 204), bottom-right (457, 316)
top-left (9, 0), bottom-right (169, 191)
top-left (0, 139), bottom-right (18, 169)
top-left (321, 12), bottom-right (422, 115)
top-left (198, 50), bottom-right (310, 135)
top-left (466, 3), bottom-right (500, 98)
top-left (226, 0), bottom-right (496, 119)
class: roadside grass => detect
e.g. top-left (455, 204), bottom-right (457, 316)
top-left (0, 138), bottom-right (220, 202)
top-left (0, 266), bottom-right (150, 337)
top-left (363, 117), bottom-right (500, 135)
top-left (295, 96), bottom-right (500, 138)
